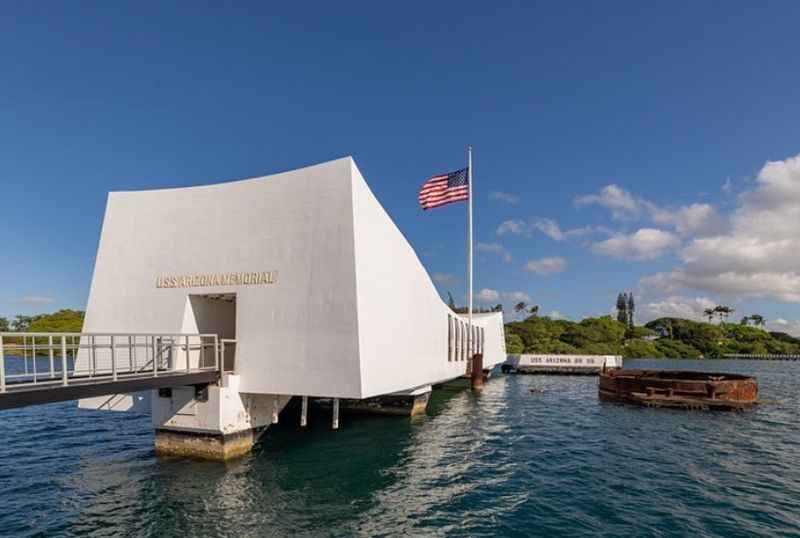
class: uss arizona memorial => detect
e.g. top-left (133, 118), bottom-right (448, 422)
top-left (25, 156), bottom-right (506, 458)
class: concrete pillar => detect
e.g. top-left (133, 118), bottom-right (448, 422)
top-left (471, 353), bottom-right (484, 392)
top-left (340, 386), bottom-right (431, 417)
top-left (151, 374), bottom-right (290, 461)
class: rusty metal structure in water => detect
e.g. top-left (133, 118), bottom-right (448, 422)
top-left (599, 369), bottom-right (758, 411)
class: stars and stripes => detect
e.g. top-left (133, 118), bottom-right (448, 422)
top-left (418, 167), bottom-right (470, 210)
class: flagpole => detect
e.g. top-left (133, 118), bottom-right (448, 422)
top-left (467, 146), bottom-right (473, 359)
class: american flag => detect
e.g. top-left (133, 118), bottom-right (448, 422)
top-left (418, 168), bottom-right (469, 210)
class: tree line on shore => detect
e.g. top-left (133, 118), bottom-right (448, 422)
top-left (505, 314), bottom-right (800, 359)
top-left (4, 306), bottom-right (798, 359)
top-left (0, 310), bottom-right (85, 335)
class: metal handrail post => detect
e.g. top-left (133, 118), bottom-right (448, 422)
top-left (0, 335), bottom-right (6, 393)
top-left (111, 335), bottom-right (117, 381)
top-left (61, 336), bottom-right (68, 386)
top-left (214, 335), bottom-right (220, 374)
top-left (49, 336), bottom-right (55, 379)
top-left (153, 336), bottom-right (158, 378)
top-left (90, 335), bottom-right (96, 378)
top-left (32, 338), bottom-right (37, 384)
top-left (129, 336), bottom-right (134, 372)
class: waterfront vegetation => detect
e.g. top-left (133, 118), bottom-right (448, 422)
top-left (0, 310), bottom-right (84, 336)
top-left (504, 314), bottom-right (800, 358)
top-left (2, 308), bottom-right (798, 359)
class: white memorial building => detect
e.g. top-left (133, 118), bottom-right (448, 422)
top-left (78, 157), bottom-right (506, 459)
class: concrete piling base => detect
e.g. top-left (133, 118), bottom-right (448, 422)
top-left (471, 354), bottom-right (484, 392)
top-left (154, 427), bottom-right (266, 461)
top-left (341, 388), bottom-right (431, 417)
top-left (151, 374), bottom-right (289, 461)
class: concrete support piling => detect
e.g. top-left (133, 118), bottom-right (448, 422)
top-left (151, 375), bottom-right (289, 461)
top-left (300, 396), bottom-right (308, 427)
top-left (332, 398), bottom-right (340, 430)
top-left (471, 353), bottom-right (484, 392)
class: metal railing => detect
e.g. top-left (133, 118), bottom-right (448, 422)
top-left (0, 333), bottom-right (225, 393)
top-left (220, 339), bottom-right (237, 374)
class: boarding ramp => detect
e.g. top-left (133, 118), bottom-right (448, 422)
top-left (0, 333), bottom-right (228, 410)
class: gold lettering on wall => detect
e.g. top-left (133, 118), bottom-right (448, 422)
top-left (156, 271), bottom-right (278, 289)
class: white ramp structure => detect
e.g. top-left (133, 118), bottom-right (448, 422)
top-left (79, 157), bottom-right (506, 459)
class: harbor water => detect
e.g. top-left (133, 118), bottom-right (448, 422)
top-left (1, 358), bottom-right (799, 537)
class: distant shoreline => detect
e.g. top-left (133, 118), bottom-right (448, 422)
top-left (504, 315), bottom-right (800, 360)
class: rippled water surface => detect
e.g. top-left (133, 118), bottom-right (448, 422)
top-left (1, 359), bottom-right (799, 537)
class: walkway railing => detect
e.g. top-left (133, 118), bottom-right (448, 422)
top-left (722, 353), bottom-right (800, 360)
top-left (0, 333), bottom-right (224, 393)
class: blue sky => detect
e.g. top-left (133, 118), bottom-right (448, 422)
top-left (2, 2), bottom-right (800, 332)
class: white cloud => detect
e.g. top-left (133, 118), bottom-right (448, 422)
top-left (639, 295), bottom-right (717, 323)
top-left (477, 242), bottom-right (512, 263)
top-left (642, 153), bottom-right (800, 303)
top-left (489, 191), bottom-right (519, 204)
top-left (432, 273), bottom-right (458, 286)
top-left (476, 288), bottom-right (500, 302)
top-left (496, 219), bottom-right (527, 236)
top-left (523, 256), bottom-right (567, 276)
top-left (19, 295), bottom-right (56, 306)
top-left (576, 185), bottom-right (725, 237)
top-left (531, 218), bottom-right (594, 241)
top-left (766, 318), bottom-right (800, 337)
top-left (475, 288), bottom-right (532, 305)
top-left (496, 217), bottom-right (596, 241)
top-left (652, 203), bottom-right (726, 237)
top-left (590, 228), bottom-right (680, 261)
top-left (548, 310), bottom-right (569, 320)
top-left (722, 178), bottom-right (733, 194)
top-left (575, 184), bottom-right (642, 220)
top-left (503, 291), bottom-right (531, 303)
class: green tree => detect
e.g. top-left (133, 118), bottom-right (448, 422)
top-left (505, 333), bottom-right (524, 354)
top-left (514, 302), bottom-right (527, 314)
top-left (492, 304), bottom-right (503, 312)
top-left (703, 308), bottom-right (716, 323)
top-left (447, 292), bottom-right (457, 312)
top-left (740, 316), bottom-right (750, 326)
top-left (27, 310), bottom-right (84, 333)
top-left (12, 315), bottom-right (37, 332)
top-left (627, 293), bottom-right (635, 329)
top-left (749, 314), bottom-right (765, 328)
top-left (623, 339), bottom-right (663, 359)
top-left (528, 305), bottom-right (539, 317)
top-left (0, 317), bottom-right (8, 332)
top-left (714, 305), bottom-right (735, 323)
top-left (616, 293), bottom-right (628, 324)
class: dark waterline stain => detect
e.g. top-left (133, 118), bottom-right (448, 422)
top-left (1, 359), bottom-right (799, 537)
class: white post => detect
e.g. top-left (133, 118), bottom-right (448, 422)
top-left (61, 336), bottom-right (68, 386)
top-left (467, 146), bottom-right (474, 361)
top-left (0, 334), bottom-right (5, 393)
top-left (48, 336), bottom-right (54, 379)
top-left (185, 336), bottom-right (191, 373)
top-left (301, 396), bottom-right (308, 427)
top-left (332, 398), bottom-right (340, 430)
top-left (272, 395), bottom-right (279, 424)
top-left (111, 335), bottom-right (117, 381)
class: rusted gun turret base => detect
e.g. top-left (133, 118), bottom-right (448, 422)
top-left (599, 369), bottom-right (758, 411)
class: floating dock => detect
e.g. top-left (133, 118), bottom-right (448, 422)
top-left (502, 354), bottom-right (623, 375)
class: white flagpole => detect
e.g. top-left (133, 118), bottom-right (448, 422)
top-left (467, 146), bottom-right (473, 359)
